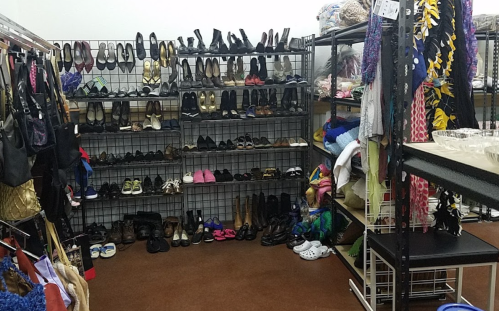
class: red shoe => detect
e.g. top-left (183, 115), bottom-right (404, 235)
top-left (245, 74), bottom-right (255, 86)
top-left (253, 75), bottom-right (265, 86)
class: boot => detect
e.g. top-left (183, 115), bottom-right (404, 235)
top-left (187, 37), bottom-right (199, 54)
top-left (275, 28), bottom-right (290, 52)
top-left (244, 196), bottom-right (252, 226)
top-left (168, 56), bottom-right (178, 83)
top-left (265, 29), bottom-right (274, 56)
top-left (196, 209), bottom-right (202, 223)
top-left (234, 196), bottom-right (243, 230)
top-left (281, 192), bottom-right (291, 215)
top-left (267, 195), bottom-right (279, 219)
top-left (256, 32), bottom-right (267, 53)
top-left (258, 56), bottom-right (268, 81)
top-left (239, 29), bottom-right (255, 53)
top-left (249, 57), bottom-right (258, 76)
top-left (252, 194), bottom-right (262, 231)
top-left (185, 210), bottom-right (196, 235)
top-left (218, 33), bottom-right (229, 61)
top-left (269, 88), bottom-right (278, 111)
top-left (208, 29), bottom-right (221, 54)
top-left (227, 32), bottom-right (238, 54)
top-left (193, 29), bottom-right (207, 54)
top-left (177, 36), bottom-right (189, 54)
top-left (258, 192), bottom-right (268, 228)
top-left (231, 33), bottom-right (247, 54)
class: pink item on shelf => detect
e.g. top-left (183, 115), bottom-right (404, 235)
top-left (318, 164), bottom-right (331, 177)
top-left (193, 170), bottom-right (205, 183)
top-left (204, 169), bottom-right (216, 183)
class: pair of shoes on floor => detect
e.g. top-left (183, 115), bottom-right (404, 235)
top-left (261, 216), bottom-right (289, 246)
top-left (293, 240), bottom-right (332, 261)
top-left (193, 170), bottom-right (216, 183)
top-left (90, 243), bottom-right (116, 259)
top-left (213, 229), bottom-right (236, 241)
top-left (161, 178), bottom-right (183, 195)
top-left (235, 223), bottom-right (257, 241)
top-left (121, 178), bottom-right (143, 195)
top-left (108, 220), bottom-right (136, 244)
top-left (192, 216), bottom-right (215, 244)
top-left (171, 216), bottom-right (191, 247)
top-left (147, 224), bottom-right (170, 253)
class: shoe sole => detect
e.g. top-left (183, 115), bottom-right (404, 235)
top-left (204, 239), bottom-right (214, 243)
top-left (85, 194), bottom-right (98, 199)
top-left (131, 190), bottom-right (143, 195)
top-left (121, 190), bottom-right (132, 195)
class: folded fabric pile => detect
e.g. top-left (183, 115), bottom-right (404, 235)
top-left (306, 164), bottom-right (332, 208)
top-left (323, 118), bottom-right (360, 156)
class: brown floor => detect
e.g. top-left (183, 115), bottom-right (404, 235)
top-left (89, 222), bottom-right (499, 311)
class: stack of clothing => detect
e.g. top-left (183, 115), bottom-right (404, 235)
top-left (323, 117), bottom-right (360, 156)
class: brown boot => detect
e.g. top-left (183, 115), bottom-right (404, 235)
top-left (234, 196), bottom-right (243, 230)
top-left (122, 219), bottom-right (136, 244)
top-left (252, 194), bottom-right (262, 231)
top-left (244, 195), bottom-right (252, 226)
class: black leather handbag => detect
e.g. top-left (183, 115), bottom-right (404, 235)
top-left (0, 124), bottom-right (31, 187)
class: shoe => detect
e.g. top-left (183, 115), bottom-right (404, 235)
top-left (194, 29), bottom-right (208, 54)
top-left (235, 56), bottom-right (245, 86)
top-left (122, 178), bottom-right (133, 195)
top-left (235, 224), bottom-right (248, 240)
top-left (286, 75), bottom-right (297, 85)
top-left (193, 170), bottom-right (204, 183)
top-left (246, 106), bottom-right (256, 118)
top-left (172, 223), bottom-right (181, 247)
top-left (203, 58), bottom-right (215, 88)
top-left (154, 175), bottom-right (164, 194)
top-left (178, 36), bottom-right (189, 54)
top-left (227, 139), bottom-right (236, 150)
top-left (163, 221), bottom-right (174, 239)
top-left (197, 136), bottom-right (208, 151)
top-left (245, 133), bottom-right (254, 149)
top-left (159, 82), bottom-right (170, 97)
top-left (63, 43), bottom-right (73, 72)
top-left (208, 29), bottom-right (221, 54)
top-left (169, 55), bottom-right (178, 83)
top-left (234, 196), bottom-right (243, 230)
top-left (170, 82), bottom-right (179, 96)
top-left (81, 41), bottom-right (94, 73)
top-left (231, 33), bottom-right (247, 53)
top-left (106, 43), bottom-right (116, 70)
top-left (298, 138), bottom-right (308, 147)
top-left (289, 138), bottom-right (299, 147)
top-left (96, 42), bottom-right (107, 71)
top-left (125, 43), bottom-right (135, 73)
top-left (294, 74), bottom-right (307, 84)
top-left (85, 186), bottom-right (98, 199)
top-left (136, 32), bottom-right (146, 60)
top-left (237, 136), bottom-right (245, 150)
top-left (98, 183), bottom-right (110, 198)
top-left (122, 220), bottom-right (136, 244)
top-left (211, 58), bottom-right (224, 88)
top-left (229, 90), bottom-right (239, 119)
top-left (173, 178), bottom-right (183, 194)
top-left (73, 41), bottom-right (84, 73)
top-left (143, 176), bottom-right (154, 195)
top-left (192, 218), bottom-right (204, 245)
top-left (162, 179), bottom-right (175, 195)
top-left (265, 29), bottom-right (274, 55)
top-left (116, 43), bottom-right (127, 73)
top-left (159, 41), bottom-right (168, 67)
top-left (204, 169), bottom-right (216, 183)
top-left (108, 221), bottom-right (122, 244)
top-left (183, 172), bottom-right (194, 184)
top-left (185, 211), bottom-right (196, 236)
top-left (180, 228), bottom-right (190, 247)
top-left (227, 32), bottom-right (238, 53)
top-left (149, 32), bottom-right (159, 60)
top-left (151, 61), bottom-right (161, 87)
top-left (221, 91), bottom-right (230, 119)
top-left (223, 57), bottom-right (236, 86)
top-left (151, 114), bottom-right (161, 130)
top-left (256, 32), bottom-right (267, 53)
top-left (180, 59), bottom-right (193, 89)
top-left (254, 137), bottom-right (264, 148)
top-left (86, 102), bottom-right (96, 126)
top-left (239, 29), bottom-right (255, 53)
top-left (258, 56), bottom-right (268, 82)
top-left (131, 178), bottom-right (142, 195)
top-left (289, 38), bottom-right (305, 51)
top-left (206, 136), bottom-right (217, 150)
top-left (273, 58), bottom-right (286, 84)
top-left (218, 31), bottom-right (229, 57)
top-left (222, 169), bottom-right (233, 182)
top-left (203, 227), bottom-right (214, 243)
top-left (245, 75), bottom-right (255, 86)
top-left (187, 37), bottom-right (199, 54)
top-left (275, 28), bottom-right (290, 52)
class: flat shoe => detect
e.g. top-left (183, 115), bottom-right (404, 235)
top-left (299, 245), bottom-right (332, 261)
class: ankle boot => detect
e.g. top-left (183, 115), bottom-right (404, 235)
top-left (234, 196), bottom-right (243, 230)
top-left (227, 32), bottom-right (238, 54)
top-left (231, 34), bottom-right (247, 54)
top-left (208, 29), bottom-right (221, 54)
top-left (185, 210), bottom-right (195, 235)
top-left (239, 29), bottom-right (255, 53)
top-left (218, 33), bottom-right (229, 61)
top-left (256, 32), bottom-right (267, 53)
top-left (281, 192), bottom-right (291, 215)
top-left (178, 37), bottom-right (189, 54)
top-left (258, 192), bottom-right (268, 227)
top-left (187, 37), bottom-right (199, 54)
top-left (265, 29), bottom-right (274, 56)
top-left (249, 57), bottom-right (258, 76)
top-left (242, 89), bottom-right (250, 110)
top-left (258, 56), bottom-right (268, 81)
top-left (244, 196), bottom-right (252, 226)
top-left (197, 209), bottom-right (202, 220)
top-left (252, 194), bottom-right (262, 230)
top-left (269, 88), bottom-right (278, 111)
top-left (275, 28), bottom-right (290, 52)
top-left (193, 29), bottom-right (207, 54)
top-left (267, 195), bottom-right (279, 219)
top-left (169, 56), bottom-right (178, 83)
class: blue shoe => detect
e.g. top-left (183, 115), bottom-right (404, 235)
top-left (294, 75), bottom-right (307, 84)
top-left (212, 217), bottom-right (224, 230)
top-left (285, 75), bottom-right (297, 85)
top-left (204, 218), bottom-right (214, 229)
top-left (74, 189), bottom-right (82, 199)
top-left (85, 186), bottom-right (98, 200)
top-left (246, 106), bottom-right (256, 118)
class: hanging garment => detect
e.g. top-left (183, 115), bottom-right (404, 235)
top-left (333, 140), bottom-right (361, 191)
top-left (361, 11), bottom-right (383, 84)
top-left (461, 0), bottom-right (478, 89)
top-left (367, 141), bottom-right (387, 222)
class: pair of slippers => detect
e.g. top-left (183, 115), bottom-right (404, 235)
top-left (293, 240), bottom-right (333, 261)
top-left (147, 229), bottom-right (170, 253)
top-left (90, 243), bottom-right (116, 259)
top-left (213, 229), bottom-right (236, 241)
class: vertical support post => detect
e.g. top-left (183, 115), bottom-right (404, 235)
top-left (330, 31), bottom-right (339, 245)
top-left (455, 267), bottom-right (463, 303)
top-left (484, 32), bottom-right (489, 129)
top-left (491, 32), bottom-right (498, 129)
top-left (488, 263), bottom-right (497, 311)
top-left (370, 250), bottom-right (377, 311)
top-left (394, 2), bottom-right (414, 310)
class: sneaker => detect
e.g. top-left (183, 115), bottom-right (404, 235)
top-left (98, 183), bottom-right (110, 198)
top-left (253, 137), bottom-right (264, 149)
top-left (183, 172), bottom-right (194, 184)
top-left (289, 138), bottom-right (299, 147)
top-left (246, 106), bottom-right (256, 118)
top-left (109, 221), bottom-right (123, 244)
top-left (154, 175), bottom-right (164, 194)
top-left (298, 138), bottom-right (308, 147)
top-left (122, 178), bottom-right (133, 195)
top-left (143, 176), bottom-right (153, 195)
top-left (131, 178), bottom-right (142, 195)
top-left (151, 114), bottom-right (161, 130)
top-left (109, 183), bottom-right (121, 199)
top-left (260, 137), bottom-right (272, 148)
top-left (122, 220), bottom-right (136, 244)
top-left (245, 133), bottom-right (254, 149)
top-left (73, 189), bottom-right (81, 199)
top-left (191, 217), bottom-right (204, 245)
top-left (173, 178), bottom-right (183, 194)
top-left (162, 179), bottom-right (175, 195)
top-left (237, 136), bottom-right (245, 150)
top-left (286, 75), bottom-right (297, 84)
top-left (203, 227), bottom-right (214, 243)
top-left (86, 186), bottom-right (98, 199)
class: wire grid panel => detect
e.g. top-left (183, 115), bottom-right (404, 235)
top-left (184, 182), bottom-right (303, 222)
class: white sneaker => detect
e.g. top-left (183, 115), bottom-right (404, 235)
top-left (151, 114), bottom-right (161, 130)
top-left (183, 172), bottom-right (194, 184)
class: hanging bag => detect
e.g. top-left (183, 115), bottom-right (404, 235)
top-left (0, 178), bottom-right (40, 220)
top-left (0, 124), bottom-right (31, 187)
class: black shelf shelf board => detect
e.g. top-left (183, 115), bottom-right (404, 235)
top-left (184, 147), bottom-right (309, 157)
top-left (182, 115), bottom-right (307, 124)
top-left (80, 129), bottom-right (181, 137)
top-left (179, 83), bottom-right (311, 93)
top-left (334, 199), bottom-right (366, 230)
top-left (68, 96), bottom-right (179, 102)
top-left (313, 143), bottom-right (333, 158)
top-left (475, 31), bottom-right (498, 40)
top-left (404, 145), bottom-right (499, 208)
top-left (333, 245), bottom-right (365, 285)
top-left (82, 193), bottom-right (182, 203)
top-left (178, 51), bottom-right (310, 58)
top-left (183, 178), bottom-right (307, 188)
top-left (313, 21), bottom-right (394, 46)
top-left (333, 98), bottom-right (361, 108)
top-left (92, 160), bottom-right (182, 171)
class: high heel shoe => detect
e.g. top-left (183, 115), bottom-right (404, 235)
top-left (94, 102), bottom-right (106, 127)
top-left (96, 42), bottom-right (107, 71)
top-left (265, 29), bottom-right (274, 56)
top-left (136, 32), bottom-right (146, 60)
top-left (195, 57), bottom-right (204, 84)
top-left (208, 91), bottom-right (218, 119)
top-left (208, 29), bottom-right (221, 54)
top-left (107, 43), bottom-right (116, 70)
top-left (53, 43), bottom-right (63, 72)
top-left (239, 29), bottom-right (255, 53)
top-left (221, 91), bottom-right (230, 119)
top-left (180, 59), bottom-right (193, 89)
top-left (235, 56), bottom-right (245, 86)
top-left (152, 61), bottom-right (161, 87)
top-left (73, 41), bottom-right (84, 73)
top-left (119, 101), bottom-right (131, 130)
top-left (256, 32), bottom-right (267, 53)
top-left (275, 28), bottom-right (290, 52)
top-left (204, 58), bottom-right (215, 88)
top-left (193, 29), bottom-right (207, 54)
top-left (125, 43), bottom-right (135, 73)
top-left (63, 43), bottom-right (73, 72)
top-left (159, 41), bottom-right (168, 67)
top-left (117, 43), bottom-right (126, 73)
top-left (199, 91), bottom-right (209, 119)
top-left (81, 41), bottom-right (94, 73)
top-left (86, 102), bottom-right (96, 126)
top-left (143, 60), bottom-right (152, 85)
top-left (170, 82), bottom-right (179, 96)
top-left (231, 33), bottom-right (247, 53)
top-left (222, 57), bottom-right (236, 86)
top-left (218, 31), bottom-right (229, 59)
top-left (227, 32), bottom-right (238, 54)
top-left (169, 56), bottom-right (178, 84)
top-left (178, 36), bottom-right (189, 54)
top-left (150, 32), bottom-right (159, 60)
top-left (211, 58), bottom-right (224, 88)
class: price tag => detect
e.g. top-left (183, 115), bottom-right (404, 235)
top-left (374, 0), bottom-right (400, 20)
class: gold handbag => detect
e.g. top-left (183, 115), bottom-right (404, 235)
top-left (0, 179), bottom-right (41, 220)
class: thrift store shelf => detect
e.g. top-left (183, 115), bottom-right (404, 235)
top-left (333, 98), bottom-right (361, 108)
top-left (69, 96), bottom-right (179, 102)
top-left (92, 160), bottom-right (182, 171)
top-left (80, 129), bottom-right (181, 136)
top-left (334, 244), bottom-right (366, 285)
top-left (180, 51), bottom-right (311, 58)
top-left (183, 147), bottom-right (308, 157)
top-left (404, 143), bottom-right (499, 208)
top-left (82, 193), bottom-right (182, 204)
top-left (183, 178), bottom-right (308, 188)
top-left (313, 141), bottom-right (331, 158)
top-left (182, 115), bottom-right (307, 124)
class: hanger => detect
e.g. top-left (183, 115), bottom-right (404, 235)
top-left (0, 28), bottom-right (49, 53)
top-left (0, 13), bottom-right (58, 51)
top-left (0, 220), bottom-right (40, 261)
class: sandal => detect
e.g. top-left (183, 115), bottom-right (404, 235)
top-left (143, 60), bottom-right (152, 85)
top-left (223, 229), bottom-right (236, 239)
top-left (100, 243), bottom-right (116, 259)
top-left (299, 245), bottom-right (332, 261)
top-left (90, 244), bottom-right (102, 259)
top-left (293, 240), bottom-right (321, 254)
top-left (213, 230), bottom-right (226, 241)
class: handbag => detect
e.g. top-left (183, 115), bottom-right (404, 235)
top-left (34, 255), bottom-right (72, 308)
top-left (39, 151), bottom-right (67, 222)
top-left (0, 124), bottom-right (32, 187)
top-left (61, 233), bottom-right (96, 281)
top-left (0, 179), bottom-right (41, 220)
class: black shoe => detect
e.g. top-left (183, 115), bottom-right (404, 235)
top-left (124, 152), bottom-right (134, 162)
top-left (231, 33), bottom-right (247, 53)
top-left (96, 42), bottom-right (107, 71)
top-left (265, 29), bottom-right (274, 54)
top-left (193, 29), bottom-right (208, 54)
top-left (185, 210), bottom-right (196, 235)
top-left (154, 150), bottom-right (164, 161)
top-left (218, 32), bottom-right (229, 58)
top-left (249, 57), bottom-right (258, 76)
top-left (63, 43), bottom-right (73, 72)
top-left (119, 101), bottom-right (131, 130)
top-left (206, 136), bottom-right (217, 150)
top-left (181, 93), bottom-right (192, 121)
top-left (149, 32), bottom-right (159, 60)
top-left (170, 82), bottom-right (179, 96)
top-left (109, 183), bottom-right (120, 199)
top-left (258, 56), bottom-right (268, 82)
top-left (208, 29), bottom-right (221, 54)
top-left (136, 32), bottom-right (146, 60)
top-left (203, 228), bottom-right (214, 243)
top-left (170, 119), bottom-right (180, 130)
top-left (227, 139), bottom-right (236, 150)
top-left (275, 28), bottom-right (290, 53)
top-left (229, 90), bottom-right (239, 119)
top-left (192, 222), bottom-right (204, 245)
top-left (235, 224), bottom-right (248, 240)
top-left (218, 141), bottom-right (227, 150)
top-left (135, 150), bottom-right (145, 162)
top-left (180, 59), bottom-right (193, 89)
top-left (94, 102), bottom-right (106, 127)
top-left (256, 32), bottom-right (267, 53)
top-left (144, 151), bottom-right (155, 162)
top-left (125, 43), bottom-right (135, 73)
top-left (98, 182), bottom-right (110, 198)
top-left (242, 90), bottom-right (250, 111)
top-left (154, 175), bottom-right (164, 194)
top-left (245, 225), bottom-right (257, 240)
top-left (178, 36), bottom-right (189, 54)
top-left (187, 37), bottom-right (199, 54)
top-left (143, 176), bottom-right (154, 195)
top-left (189, 92), bottom-right (202, 121)
top-left (239, 29), bottom-right (255, 53)
top-left (222, 169), bottom-right (233, 181)
top-left (214, 170), bottom-right (224, 182)
top-left (221, 91), bottom-right (230, 119)
top-left (107, 153), bottom-right (117, 165)
top-left (197, 136), bottom-right (208, 151)
top-left (159, 82), bottom-right (170, 97)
